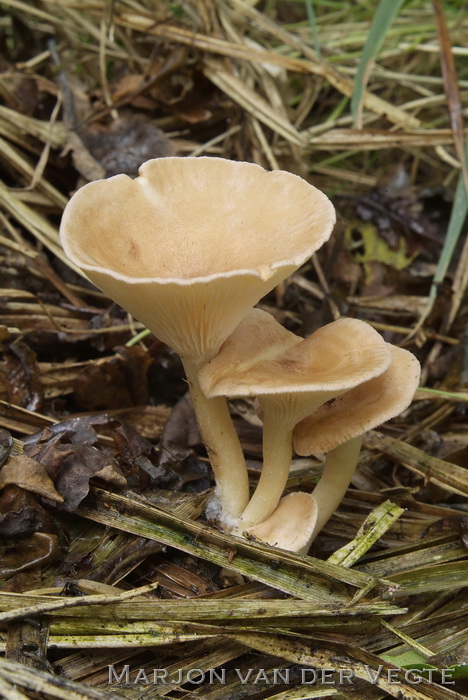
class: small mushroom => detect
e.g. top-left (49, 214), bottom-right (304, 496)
top-left (293, 344), bottom-right (421, 549)
top-left (199, 309), bottom-right (392, 530)
top-left (60, 157), bottom-right (335, 526)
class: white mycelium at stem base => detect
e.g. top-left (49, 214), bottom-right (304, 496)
top-left (199, 309), bottom-right (393, 531)
top-left (59, 156), bottom-right (336, 527)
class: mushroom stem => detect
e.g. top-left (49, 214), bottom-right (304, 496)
top-left (238, 421), bottom-right (294, 530)
top-left (306, 435), bottom-right (363, 545)
top-left (182, 356), bottom-right (250, 527)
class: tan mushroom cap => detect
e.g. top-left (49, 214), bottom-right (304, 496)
top-left (293, 344), bottom-right (421, 456)
top-left (60, 157), bottom-right (335, 360)
top-left (199, 309), bottom-right (392, 399)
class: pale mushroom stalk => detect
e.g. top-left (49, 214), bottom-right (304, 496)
top-left (249, 412), bottom-right (294, 527)
top-left (306, 435), bottom-right (363, 543)
top-left (238, 393), bottom-right (330, 530)
top-left (182, 356), bottom-right (249, 524)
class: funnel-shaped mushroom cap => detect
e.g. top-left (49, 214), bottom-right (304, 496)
top-left (60, 157), bottom-right (335, 361)
top-left (293, 345), bottom-right (421, 455)
top-left (199, 309), bottom-right (392, 400)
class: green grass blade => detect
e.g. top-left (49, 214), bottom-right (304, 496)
top-left (414, 148), bottom-right (468, 332)
top-left (351, 0), bottom-right (406, 126)
top-left (304, 0), bottom-right (321, 57)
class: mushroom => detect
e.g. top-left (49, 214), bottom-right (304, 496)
top-left (199, 308), bottom-right (392, 531)
top-left (293, 344), bottom-right (421, 549)
top-left (59, 156), bottom-right (336, 527)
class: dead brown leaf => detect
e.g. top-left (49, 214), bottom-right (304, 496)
top-left (423, 516), bottom-right (468, 549)
top-left (158, 393), bottom-right (211, 490)
top-left (2, 340), bottom-right (44, 412)
top-left (0, 454), bottom-right (63, 503)
top-left (0, 531), bottom-right (60, 576)
top-left (0, 485), bottom-right (54, 537)
top-left (159, 392), bottom-right (201, 470)
top-left (83, 114), bottom-right (174, 178)
top-left (105, 405), bottom-right (171, 441)
top-left (24, 424), bottom-right (127, 510)
top-left (0, 487), bottom-right (40, 537)
top-left (73, 346), bottom-right (151, 411)
top-left (0, 429), bottom-right (13, 467)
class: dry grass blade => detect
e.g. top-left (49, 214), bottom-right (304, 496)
top-left (380, 619), bottom-right (434, 657)
top-left (266, 690), bottom-right (339, 700)
top-left (78, 0), bottom-right (423, 132)
top-left (0, 594), bottom-right (405, 623)
top-left (0, 583), bottom-right (159, 624)
top-left (0, 105), bottom-right (66, 148)
top-left (74, 487), bottom-right (385, 600)
top-left (226, 632), bottom-right (463, 700)
top-left (359, 538), bottom-right (467, 578)
top-left (385, 561), bottom-right (468, 597)
top-left (226, 0), bottom-right (421, 129)
top-left (0, 676), bottom-right (30, 700)
top-left (365, 432), bottom-right (468, 496)
top-left (432, 0), bottom-right (468, 192)
top-left (203, 60), bottom-right (305, 147)
top-left (0, 136), bottom-right (67, 208)
top-left (0, 657), bottom-right (121, 699)
top-left (308, 128), bottom-right (467, 150)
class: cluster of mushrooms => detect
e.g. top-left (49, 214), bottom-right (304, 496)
top-left (60, 157), bottom-right (421, 554)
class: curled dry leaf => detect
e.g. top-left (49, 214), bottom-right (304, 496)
top-left (0, 454), bottom-right (63, 503)
top-left (24, 424), bottom-right (127, 511)
top-left (105, 405), bottom-right (171, 441)
top-left (0, 485), bottom-right (55, 537)
top-left (24, 415), bottom-right (104, 447)
top-left (356, 163), bottom-right (438, 251)
top-left (0, 429), bottom-right (13, 468)
top-left (24, 413), bottom-right (165, 486)
top-left (23, 414), bottom-right (126, 448)
top-left (83, 114), bottom-right (174, 178)
top-left (0, 531), bottom-right (60, 576)
top-left (0, 488), bottom-right (39, 537)
top-left (111, 420), bottom-right (164, 482)
top-left (158, 393), bottom-right (210, 490)
top-left (159, 393), bottom-right (201, 468)
top-left (2, 340), bottom-right (44, 411)
top-left (0, 507), bottom-right (38, 537)
top-left (423, 516), bottom-right (468, 550)
top-left (73, 346), bottom-right (151, 410)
